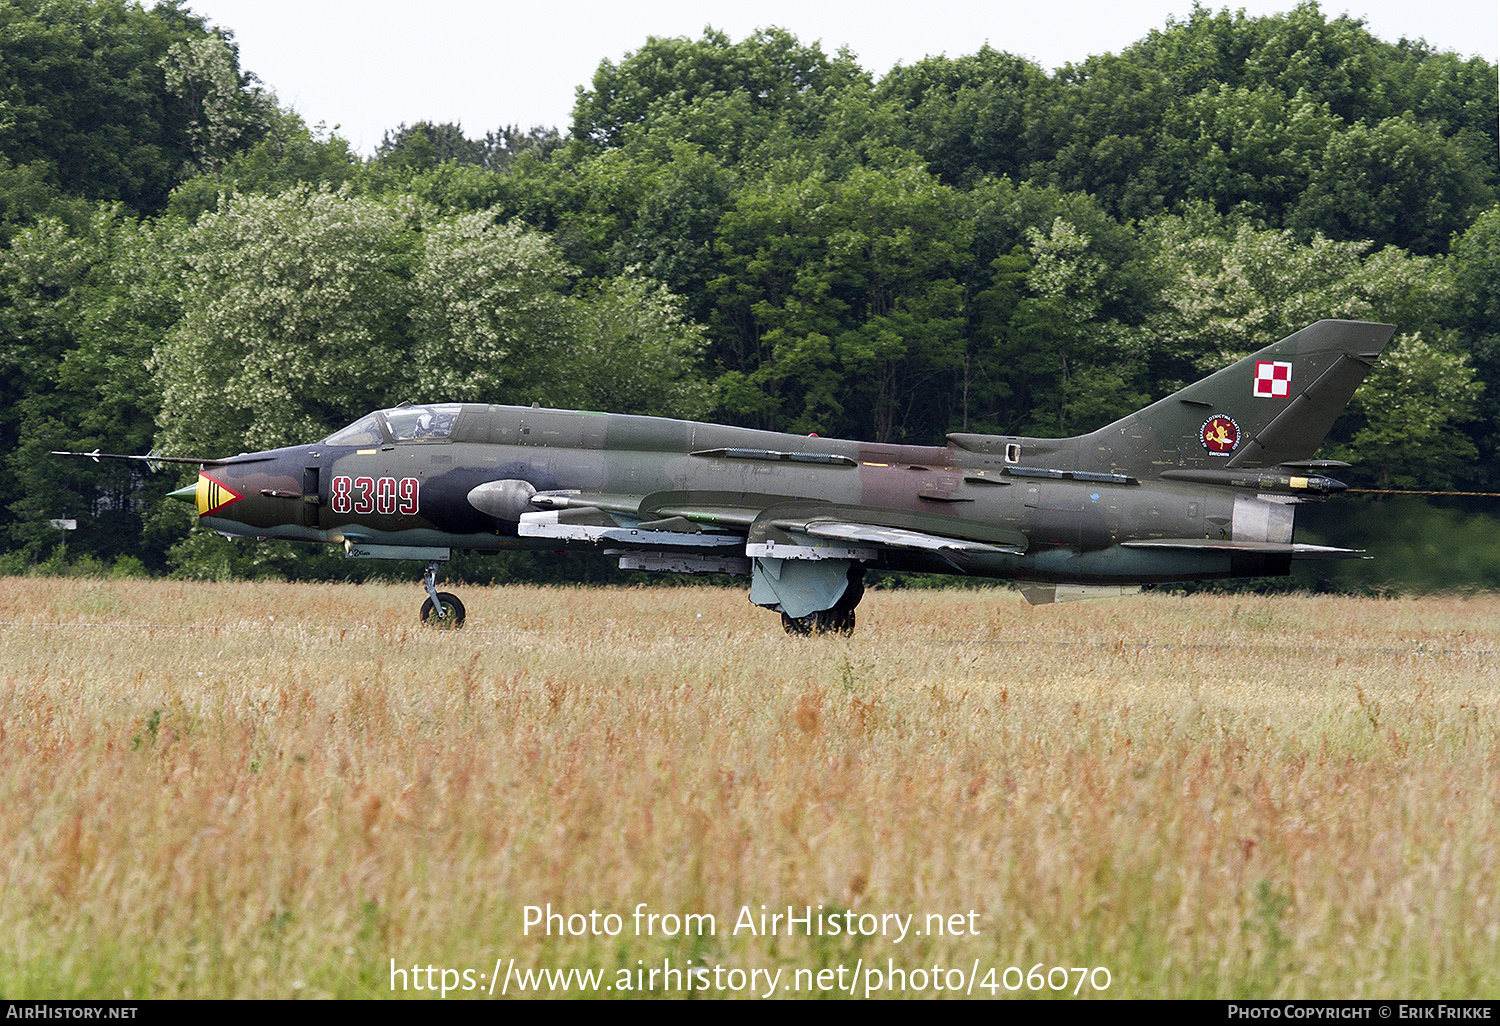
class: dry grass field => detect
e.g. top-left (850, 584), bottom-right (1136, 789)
top-left (1, 576), bottom-right (1497, 999)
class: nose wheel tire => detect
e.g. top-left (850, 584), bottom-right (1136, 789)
top-left (420, 592), bottom-right (466, 629)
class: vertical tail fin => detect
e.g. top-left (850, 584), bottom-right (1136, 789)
top-left (1086, 320), bottom-right (1396, 473)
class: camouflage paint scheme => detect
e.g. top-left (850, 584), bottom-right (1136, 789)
top-left (76, 320), bottom-right (1397, 632)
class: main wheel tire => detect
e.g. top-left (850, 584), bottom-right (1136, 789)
top-left (824, 608), bottom-right (856, 636)
top-left (780, 608), bottom-right (856, 636)
top-left (420, 592), bottom-right (466, 629)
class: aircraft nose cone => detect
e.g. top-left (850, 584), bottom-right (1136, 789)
top-left (167, 483), bottom-right (198, 505)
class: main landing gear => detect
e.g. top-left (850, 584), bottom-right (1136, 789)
top-left (779, 567), bottom-right (865, 637)
top-left (420, 560), bottom-right (465, 629)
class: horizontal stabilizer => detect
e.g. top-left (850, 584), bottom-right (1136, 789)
top-left (1120, 539), bottom-right (1363, 559)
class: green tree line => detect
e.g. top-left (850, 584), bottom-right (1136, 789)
top-left (2, 0), bottom-right (1498, 591)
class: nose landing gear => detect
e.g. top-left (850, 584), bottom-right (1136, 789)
top-left (420, 560), bottom-right (466, 629)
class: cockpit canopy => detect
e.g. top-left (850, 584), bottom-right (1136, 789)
top-left (385, 404), bottom-right (461, 440)
top-left (325, 404), bottom-right (463, 446)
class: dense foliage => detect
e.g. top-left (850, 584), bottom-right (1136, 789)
top-left (2, 0), bottom-right (1497, 590)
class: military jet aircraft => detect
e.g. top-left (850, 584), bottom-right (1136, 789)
top-left (57, 319), bottom-right (1395, 633)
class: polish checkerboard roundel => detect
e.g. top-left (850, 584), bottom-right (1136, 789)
top-left (1255, 360), bottom-right (1292, 398)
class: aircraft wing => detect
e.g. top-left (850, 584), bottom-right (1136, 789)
top-left (770, 516), bottom-right (1026, 556)
top-left (519, 492), bottom-right (1031, 567)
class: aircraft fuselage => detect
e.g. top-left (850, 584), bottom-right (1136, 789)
top-left (193, 402), bottom-right (1297, 588)
top-left (68, 319), bottom-right (1392, 629)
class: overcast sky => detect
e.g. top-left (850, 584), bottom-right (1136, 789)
top-left (182, 0), bottom-right (1499, 155)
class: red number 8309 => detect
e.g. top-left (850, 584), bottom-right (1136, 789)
top-left (330, 475), bottom-right (419, 516)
